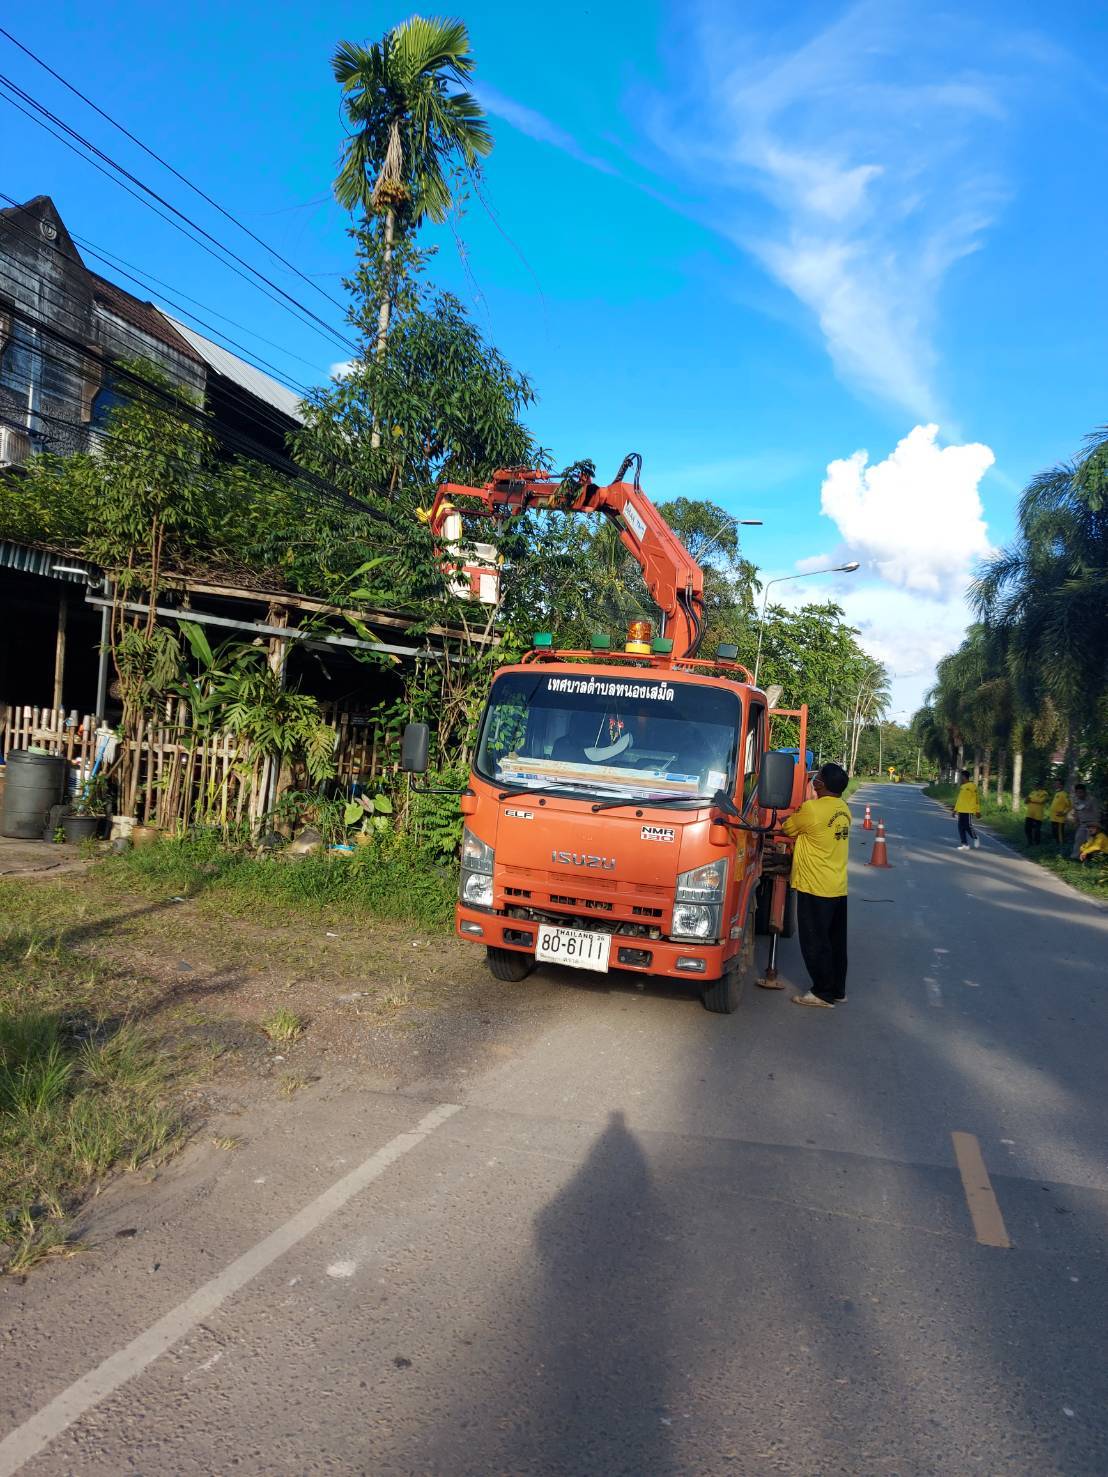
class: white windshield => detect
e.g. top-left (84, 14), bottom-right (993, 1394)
top-left (475, 671), bottom-right (741, 800)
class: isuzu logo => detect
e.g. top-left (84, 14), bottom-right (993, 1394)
top-left (551, 851), bottom-right (616, 870)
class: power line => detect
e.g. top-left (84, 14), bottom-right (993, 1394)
top-left (5, 301), bottom-right (386, 515)
top-left (0, 205), bottom-right (314, 404)
top-left (0, 258), bottom-right (310, 448)
top-left (0, 25), bottom-right (348, 315)
top-left (0, 74), bottom-right (360, 358)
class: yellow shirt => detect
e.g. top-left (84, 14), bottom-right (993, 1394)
top-left (783, 794), bottom-right (851, 898)
top-left (1080, 832), bottom-right (1108, 860)
top-left (1049, 791), bottom-right (1070, 822)
top-left (1025, 789), bottom-right (1048, 821)
top-left (954, 782), bottom-right (980, 815)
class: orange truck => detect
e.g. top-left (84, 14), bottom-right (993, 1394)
top-left (401, 462), bottom-right (808, 1014)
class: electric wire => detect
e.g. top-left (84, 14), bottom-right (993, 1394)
top-left (0, 76), bottom-right (360, 357)
top-left (0, 24), bottom-right (348, 314)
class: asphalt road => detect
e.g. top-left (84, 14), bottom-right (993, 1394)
top-left (3, 783), bottom-right (1107, 1475)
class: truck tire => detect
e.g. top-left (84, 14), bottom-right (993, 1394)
top-left (702, 901), bottom-right (755, 1014)
top-left (486, 946), bottom-right (533, 982)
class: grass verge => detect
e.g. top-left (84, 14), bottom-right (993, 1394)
top-left (100, 835), bottom-right (457, 931)
top-left (923, 783), bottom-right (1108, 902)
top-left (1, 887), bottom-right (190, 1273)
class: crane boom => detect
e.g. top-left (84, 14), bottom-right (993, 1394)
top-left (421, 466), bottom-right (707, 658)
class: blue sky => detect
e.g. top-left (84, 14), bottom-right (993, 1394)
top-left (3, 0), bottom-right (1107, 713)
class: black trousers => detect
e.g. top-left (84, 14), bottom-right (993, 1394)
top-left (796, 891), bottom-right (848, 1004)
top-left (957, 812), bottom-right (977, 845)
top-left (1052, 822), bottom-right (1066, 845)
top-left (1024, 817), bottom-right (1042, 845)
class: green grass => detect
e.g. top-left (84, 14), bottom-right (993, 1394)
top-left (100, 835), bottom-right (457, 931)
top-left (0, 888), bottom-right (189, 1274)
top-left (923, 783), bottom-right (1108, 901)
top-left (261, 1008), bottom-right (303, 1044)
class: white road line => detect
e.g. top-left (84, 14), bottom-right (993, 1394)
top-left (0, 1101), bottom-right (461, 1477)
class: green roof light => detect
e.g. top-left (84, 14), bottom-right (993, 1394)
top-left (590, 632), bottom-right (611, 650)
top-left (651, 637), bottom-right (674, 654)
top-left (532, 631), bottom-right (554, 649)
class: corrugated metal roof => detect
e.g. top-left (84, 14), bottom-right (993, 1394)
top-left (0, 539), bottom-right (95, 583)
top-left (157, 313), bottom-right (305, 424)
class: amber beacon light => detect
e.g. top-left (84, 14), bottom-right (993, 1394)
top-left (625, 619), bottom-right (653, 654)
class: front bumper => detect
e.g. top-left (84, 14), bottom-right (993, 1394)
top-left (455, 903), bottom-right (730, 982)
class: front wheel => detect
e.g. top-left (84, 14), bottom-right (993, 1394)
top-left (486, 946), bottom-right (533, 982)
top-left (702, 901), bottom-right (755, 1014)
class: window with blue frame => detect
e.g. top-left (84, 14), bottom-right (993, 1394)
top-left (89, 369), bottom-right (129, 430)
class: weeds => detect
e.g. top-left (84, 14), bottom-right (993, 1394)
top-left (1, 891), bottom-right (191, 1275)
top-left (211, 1136), bottom-right (240, 1151)
top-left (262, 1009), bottom-right (303, 1043)
top-left (277, 1074), bottom-right (309, 1098)
top-left (101, 835), bottom-right (456, 930)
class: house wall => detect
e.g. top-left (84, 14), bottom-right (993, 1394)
top-left (0, 196), bottom-right (205, 460)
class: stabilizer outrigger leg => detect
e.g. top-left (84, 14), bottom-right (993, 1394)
top-left (758, 931), bottom-right (785, 990)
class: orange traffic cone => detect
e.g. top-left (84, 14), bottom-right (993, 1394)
top-left (862, 804), bottom-right (873, 831)
top-left (866, 819), bottom-right (892, 868)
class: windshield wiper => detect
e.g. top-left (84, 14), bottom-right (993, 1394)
top-left (589, 792), bottom-right (716, 813)
top-left (497, 785), bottom-right (550, 800)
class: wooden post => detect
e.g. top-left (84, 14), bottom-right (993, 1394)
top-left (53, 591), bottom-right (68, 711)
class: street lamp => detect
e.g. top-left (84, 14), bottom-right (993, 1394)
top-left (753, 561), bottom-right (860, 687)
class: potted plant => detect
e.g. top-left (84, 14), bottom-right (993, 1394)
top-left (62, 774), bottom-right (110, 844)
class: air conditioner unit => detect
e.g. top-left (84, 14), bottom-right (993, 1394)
top-left (0, 425), bottom-right (31, 467)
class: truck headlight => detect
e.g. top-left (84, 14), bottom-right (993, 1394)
top-left (675, 859), bottom-right (727, 902)
top-left (462, 871), bottom-right (494, 907)
top-left (460, 827), bottom-right (495, 908)
top-left (461, 827), bottom-right (494, 874)
top-left (671, 902), bottom-right (715, 940)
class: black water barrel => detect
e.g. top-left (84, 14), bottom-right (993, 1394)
top-left (1, 751), bottom-right (67, 839)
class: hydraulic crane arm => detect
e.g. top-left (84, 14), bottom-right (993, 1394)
top-left (420, 464), bottom-right (707, 658)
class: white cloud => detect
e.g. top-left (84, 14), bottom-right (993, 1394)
top-left (820, 424), bottom-right (994, 595)
top-left (330, 360), bottom-right (356, 380)
top-left (770, 423), bottom-right (996, 709)
top-left (641, 1), bottom-right (1016, 418)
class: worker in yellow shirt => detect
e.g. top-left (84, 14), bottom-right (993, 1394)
top-left (782, 762), bottom-right (851, 1009)
top-left (1024, 784), bottom-right (1049, 846)
top-left (1079, 824), bottom-right (1108, 864)
top-left (953, 769), bottom-right (981, 851)
top-left (1049, 783), bottom-right (1070, 846)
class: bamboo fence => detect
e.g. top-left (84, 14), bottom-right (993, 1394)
top-left (2, 700), bottom-right (394, 832)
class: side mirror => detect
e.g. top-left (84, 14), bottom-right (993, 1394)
top-left (758, 750), bottom-right (795, 811)
top-left (401, 722), bottom-right (430, 775)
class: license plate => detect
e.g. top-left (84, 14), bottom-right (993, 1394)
top-left (535, 924), bottom-right (611, 973)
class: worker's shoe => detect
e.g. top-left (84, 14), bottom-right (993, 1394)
top-left (957, 844), bottom-right (969, 851)
top-left (791, 991), bottom-right (834, 1008)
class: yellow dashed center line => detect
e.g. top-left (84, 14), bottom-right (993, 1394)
top-left (952, 1130), bottom-right (1011, 1248)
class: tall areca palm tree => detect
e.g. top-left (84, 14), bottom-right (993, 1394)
top-left (332, 16), bottom-right (493, 375)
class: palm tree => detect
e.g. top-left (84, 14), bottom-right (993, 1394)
top-left (332, 16), bottom-right (493, 378)
top-left (973, 429), bottom-right (1108, 780)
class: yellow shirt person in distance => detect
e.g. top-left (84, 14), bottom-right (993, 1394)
top-left (1049, 786), bottom-right (1070, 845)
top-left (1079, 826), bottom-right (1108, 863)
top-left (781, 763), bottom-right (851, 1008)
top-left (952, 771), bottom-right (980, 850)
top-left (1024, 786), bottom-right (1048, 846)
